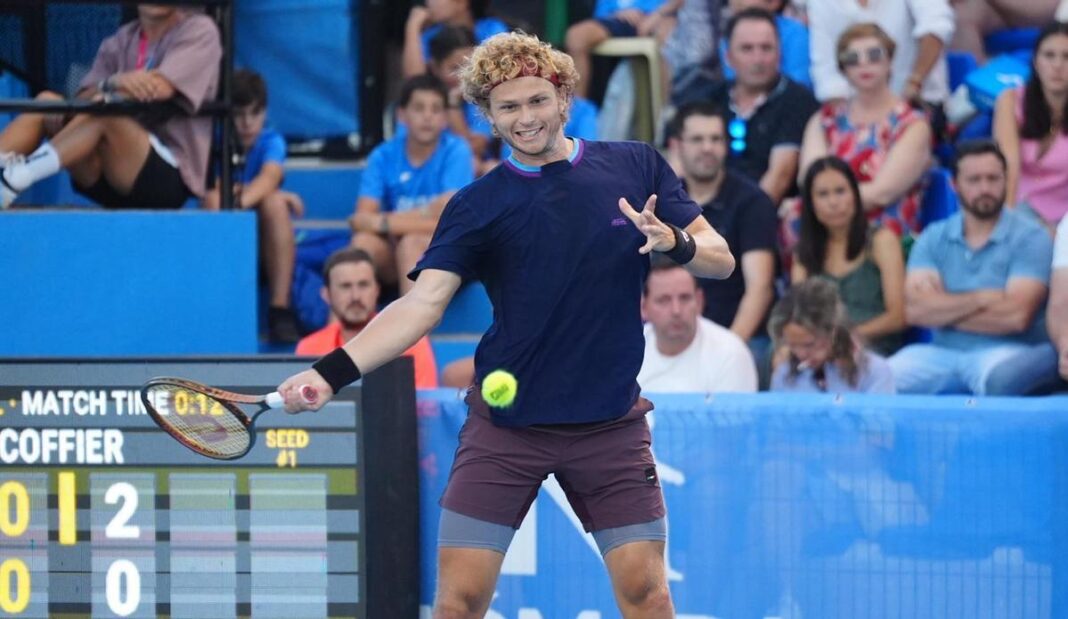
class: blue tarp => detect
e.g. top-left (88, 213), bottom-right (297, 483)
top-left (416, 392), bottom-right (1068, 618)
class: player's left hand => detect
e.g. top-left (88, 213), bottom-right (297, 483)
top-left (618, 194), bottom-right (675, 255)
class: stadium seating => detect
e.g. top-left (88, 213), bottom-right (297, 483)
top-left (919, 166), bottom-right (959, 228)
top-left (593, 36), bottom-right (664, 144)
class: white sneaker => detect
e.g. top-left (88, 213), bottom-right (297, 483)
top-left (0, 165), bottom-right (20, 208)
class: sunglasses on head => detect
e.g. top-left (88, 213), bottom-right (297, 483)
top-left (728, 117), bottom-right (747, 155)
top-left (838, 46), bottom-right (887, 68)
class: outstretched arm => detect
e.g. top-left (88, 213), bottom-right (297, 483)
top-left (618, 194), bottom-right (735, 279)
top-left (279, 268), bottom-right (463, 410)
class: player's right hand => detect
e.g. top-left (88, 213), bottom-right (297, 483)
top-left (279, 370), bottom-right (334, 413)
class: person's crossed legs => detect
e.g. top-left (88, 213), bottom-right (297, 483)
top-left (0, 90), bottom-right (169, 208)
top-left (965, 343), bottom-right (1061, 395)
top-left (889, 344), bottom-right (967, 394)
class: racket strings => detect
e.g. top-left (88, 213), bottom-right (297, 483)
top-left (143, 383), bottom-right (250, 457)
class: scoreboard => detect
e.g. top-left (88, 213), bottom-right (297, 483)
top-left (0, 358), bottom-right (419, 619)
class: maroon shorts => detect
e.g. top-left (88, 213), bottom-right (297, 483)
top-left (440, 390), bottom-right (665, 532)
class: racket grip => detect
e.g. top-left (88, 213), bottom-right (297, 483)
top-left (299, 384), bottom-right (319, 405)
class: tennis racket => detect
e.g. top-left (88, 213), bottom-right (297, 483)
top-left (140, 377), bottom-right (317, 460)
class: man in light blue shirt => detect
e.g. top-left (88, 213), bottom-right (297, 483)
top-left (354, 74), bottom-right (474, 294)
top-left (889, 140), bottom-right (1059, 395)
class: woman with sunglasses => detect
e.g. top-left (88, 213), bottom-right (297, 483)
top-left (768, 278), bottom-right (895, 393)
top-left (993, 20), bottom-right (1068, 231)
top-left (791, 156), bottom-right (906, 356)
top-left (798, 23), bottom-right (933, 237)
top-left (807, 0), bottom-right (954, 105)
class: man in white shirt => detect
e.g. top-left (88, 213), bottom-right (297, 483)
top-left (639, 259), bottom-right (758, 392)
top-left (1050, 216), bottom-right (1068, 383)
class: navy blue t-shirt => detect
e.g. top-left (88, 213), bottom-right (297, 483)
top-left (411, 139), bottom-right (701, 427)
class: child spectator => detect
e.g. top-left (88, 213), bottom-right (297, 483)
top-left (769, 278), bottom-right (896, 393)
top-left (352, 74), bottom-right (474, 295)
top-left (202, 69), bottom-right (304, 343)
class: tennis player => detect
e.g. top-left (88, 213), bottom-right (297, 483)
top-left (280, 31), bottom-right (734, 618)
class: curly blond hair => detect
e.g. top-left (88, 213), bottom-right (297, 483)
top-left (459, 31), bottom-right (578, 112)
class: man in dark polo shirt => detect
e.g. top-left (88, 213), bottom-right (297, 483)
top-left (278, 32), bottom-right (735, 618)
top-left (668, 101), bottom-right (778, 384)
top-left (676, 7), bottom-right (818, 205)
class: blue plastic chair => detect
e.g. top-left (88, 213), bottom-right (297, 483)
top-left (983, 27), bottom-right (1040, 57)
top-left (919, 167), bottom-right (958, 228)
top-left (947, 51), bottom-right (978, 92)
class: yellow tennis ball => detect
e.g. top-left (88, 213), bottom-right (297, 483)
top-left (482, 370), bottom-right (517, 408)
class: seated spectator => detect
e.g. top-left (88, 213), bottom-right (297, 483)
top-left (352, 75), bottom-right (474, 294)
top-left (768, 278), bottom-right (895, 393)
top-left (425, 25), bottom-right (490, 165)
top-left (659, 0), bottom-right (722, 105)
top-left (720, 0), bottom-right (811, 87)
top-left (952, 0), bottom-right (1067, 63)
top-left (402, 0), bottom-right (508, 79)
top-left (677, 8), bottom-right (819, 204)
top-left (296, 247), bottom-right (438, 389)
top-left (808, 0), bottom-right (954, 106)
top-left (889, 140), bottom-right (1060, 395)
top-left (0, 5), bottom-right (221, 209)
top-left (799, 23), bottom-right (933, 237)
top-left (1051, 214), bottom-right (1068, 383)
top-left (993, 21), bottom-right (1068, 230)
top-left (202, 69), bottom-right (304, 343)
top-left (565, 0), bottom-right (670, 99)
top-left (793, 156), bottom-right (906, 356)
top-left (638, 259), bottom-right (758, 392)
top-left (666, 102), bottom-right (777, 368)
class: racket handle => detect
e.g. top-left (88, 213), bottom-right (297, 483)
top-left (265, 385), bottom-right (317, 410)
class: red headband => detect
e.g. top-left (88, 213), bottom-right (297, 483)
top-left (488, 60), bottom-right (560, 91)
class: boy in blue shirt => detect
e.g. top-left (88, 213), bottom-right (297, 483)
top-left (353, 74), bottom-right (474, 295)
top-left (203, 69), bottom-right (304, 343)
top-left (279, 32), bottom-right (734, 617)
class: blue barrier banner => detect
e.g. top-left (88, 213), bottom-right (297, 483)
top-left (0, 211), bottom-right (258, 355)
top-left (416, 392), bottom-right (1068, 618)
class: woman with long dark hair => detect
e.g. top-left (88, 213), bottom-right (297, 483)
top-left (768, 278), bottom-right (895, 393)
top-left (994, 20), bottom-right (1068, 229)
top-left (792, 156), bottom-right (906, 355)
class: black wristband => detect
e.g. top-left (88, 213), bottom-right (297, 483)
top-left (312, 348), bottom-right (362, 394)
top-left (662, 223), bottom-right (697, 264)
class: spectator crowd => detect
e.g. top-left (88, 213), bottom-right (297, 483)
top-left (2, 1), bottom-right (1067, 395)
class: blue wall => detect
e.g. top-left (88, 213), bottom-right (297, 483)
top-left (416, 392), bottom-right (1068, 618)
top-left (234, 0), bottom-right (360, 139)
top-left (0, 211), bottom-right (259, 356)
